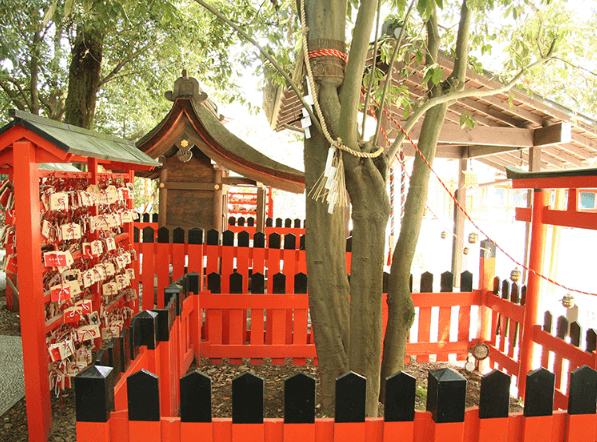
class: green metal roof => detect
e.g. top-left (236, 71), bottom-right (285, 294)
top-left (1, 110), bottom-right (160, 168)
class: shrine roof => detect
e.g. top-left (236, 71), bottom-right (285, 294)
top-left (0, 110), bottom-right (160, 168)
top-left (136, 73), bottom-right (305, 194)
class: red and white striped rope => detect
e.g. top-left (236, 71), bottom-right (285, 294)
top-left (308, 49), bottom-right (349, 63)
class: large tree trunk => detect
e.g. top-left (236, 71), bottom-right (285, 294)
top-left (304, 129), bottom-right (350, 416)
top-left (344, 145), bottom-right (389, 416)
top-left (64, 25), bottom-right (104, 129)
top-left (303, 0), bottom-right (351, 416)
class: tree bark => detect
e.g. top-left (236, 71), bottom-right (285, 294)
top-left (381, 1), bottom-right (471, 396)
top-left (64, 25), bottom-right (104, 129)
top-left (304, 129), bottom-right (350, 416)
top-left (344, 145), bottom-right (389, 416)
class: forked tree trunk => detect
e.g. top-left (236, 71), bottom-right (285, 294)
top-left (64, 25), bottom-right (104, 129)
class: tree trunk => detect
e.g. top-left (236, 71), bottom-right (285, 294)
top-left (380, 103), bottom-right (447, 396)
top-left (304, 129), bottom-right (350, 416)
top-left (344, 145), bottom-right (389, 416)
top-left (64, 25), bottom-right (104, 129)
top-left (381, 2), bottom-right (471, 396)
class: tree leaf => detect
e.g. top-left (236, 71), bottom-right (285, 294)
top-left (64, 0), bottom-right (75, 18)
top-left (42, 0), bottom-right (58, 27)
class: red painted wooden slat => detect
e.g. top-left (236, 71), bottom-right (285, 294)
top-left (457, 306), bottom-right (471, 361)
top-left (418, 307), bottom-right (432, 363)
top-left (156, 242), bottom-right (170, 309)
top-left (521, 415), bottom-right (553, 442)
top-left (129, 420), bottom-right (160, 442)
top-left (285, 423), bottom-right (315, 442)
top-left (437, 303), bottom-right (451, 362)
top-left (141, 242), bottom-right (155, 310)
top-left (181, 422), bottom-right (212, 442)
top-left (171, 243), bottom-right (185, 282)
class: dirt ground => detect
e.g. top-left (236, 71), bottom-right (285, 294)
top-left (0, 291), bottom-right (522, 441)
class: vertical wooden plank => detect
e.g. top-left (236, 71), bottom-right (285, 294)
top-left (156, 227), bottom-right (171, 309)
top-left (541, 311), bottom-right (553, 369)
top-left (266, 233), bottom-right (282, 293)
top-left (554, 316), bottom-right (568, 390)
top-left (205, 229), bottom-right (221, 275)
top-left (293, 273), bottom-right (308, 366)
top-left (498, 281), bottom-right (510, 358)
top-left (335, 372), bottom-right (366, 442)
top-left (269, 273), bottom-right (287, 365)
top-left (228, 272), bottom-right (244, 365)
top-left (298, 234), bottom-right (307, 274)
top-left (283, 234), bottom-right (297, 346)
top-left (250, 273), bottom-right (265, 365)
top-left (221, 230), bottom-right (235, 293)
top-left (142, 227), bottom-right (156, 310)
top-left (437, 273), bottom-right (453, 362)
top-left (171, 228), bottom-right (186, 282)
top-left (507, 284), bottom-right (520, 359)
top-left (418, 272), bottom-right (433, 363)
top-left (187, 228), bottom-right (204, 290)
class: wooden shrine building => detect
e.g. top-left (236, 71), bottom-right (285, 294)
top-left (136, 71), bottom-right (305, 232)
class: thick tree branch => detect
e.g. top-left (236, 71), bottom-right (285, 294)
top-left (387, 40), bottom-right (556, 161)
top-left (372, 0), bottom-right (416, 147)
top-left (447, 0), bottom-right (471, 87)
top-left (99, 43), bottom-right (154, 87)
top-left (339, 0), bottom-right (377, 146)
top-left (0, 80), bottom-right (27, 110)
top-left (193, 0), bottom-right (322, 134)
top-left (360, 0), bottom-right (382, 140)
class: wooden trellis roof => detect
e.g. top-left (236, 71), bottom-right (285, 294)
top-left (265, 52), bottom-right (597, 171)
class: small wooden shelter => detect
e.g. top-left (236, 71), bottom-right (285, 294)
top-left (136, 71), bottom-right (305, 232)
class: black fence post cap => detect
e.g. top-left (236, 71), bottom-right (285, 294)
top-left (136, 310), bottom-right (158, 350)
top-left (426, 368), bottom-right (467, 423)
top-left (74, 365), bottom-right (115, 422)
top-left (335, 371), bottom-right (366, 423)
top-left (568, 365), bottom-right (597, 415)
top-left (479, 369), bottom-right (511, 419)
top-left (524, 367), bottom-right (555, 417)
top-left (232, 372), bottom-right (264, 424)
top-left (180, 371), bottom-right (212, 423)
top-left (127, 369), bottom-right (160, 421)
top-left (385, 371), bottom-right (416, 422)
top-left (284, 372), bottom-right (316, 424)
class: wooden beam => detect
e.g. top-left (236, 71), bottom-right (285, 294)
top-left (475, 157), bottom-right (507, 171)
top-left (410, 124), bottom-right (533, 147)
top-left (541, 146), bottom-right (584, 167)
top-left (222, 177), bottom-right (257, 186)
top-left (468, 146), bottom-right (523, 158)
top-left (533, 123), bottom-right (572, 147)
top-left (163, 182), bottom-right (219, 191)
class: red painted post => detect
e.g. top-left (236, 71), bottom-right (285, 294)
top-left (76, 422), bottom-right (111, 441)
top-left (519, 190), bottom-right (549, 398)
top-left (14, 141), bottom-right (52, 441)
top-left (479, 240), bottom-right (496, 372)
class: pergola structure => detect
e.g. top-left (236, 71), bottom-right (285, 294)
top-left (264, 50), bottom-right (597, 283)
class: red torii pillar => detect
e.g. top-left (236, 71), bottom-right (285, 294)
top-left (518, 188), bottom-right (549, 398)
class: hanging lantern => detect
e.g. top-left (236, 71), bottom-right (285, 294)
top-left (561, 293), bottom-right (575, 309)
top-left (441, 231), bottom-right (447, 239)
top-left (463, 247), bottom-right (470, 255)
top-left (468, 232), bottom-right (479, 244)
top-left (510, 268), bottom-right (522, 283)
